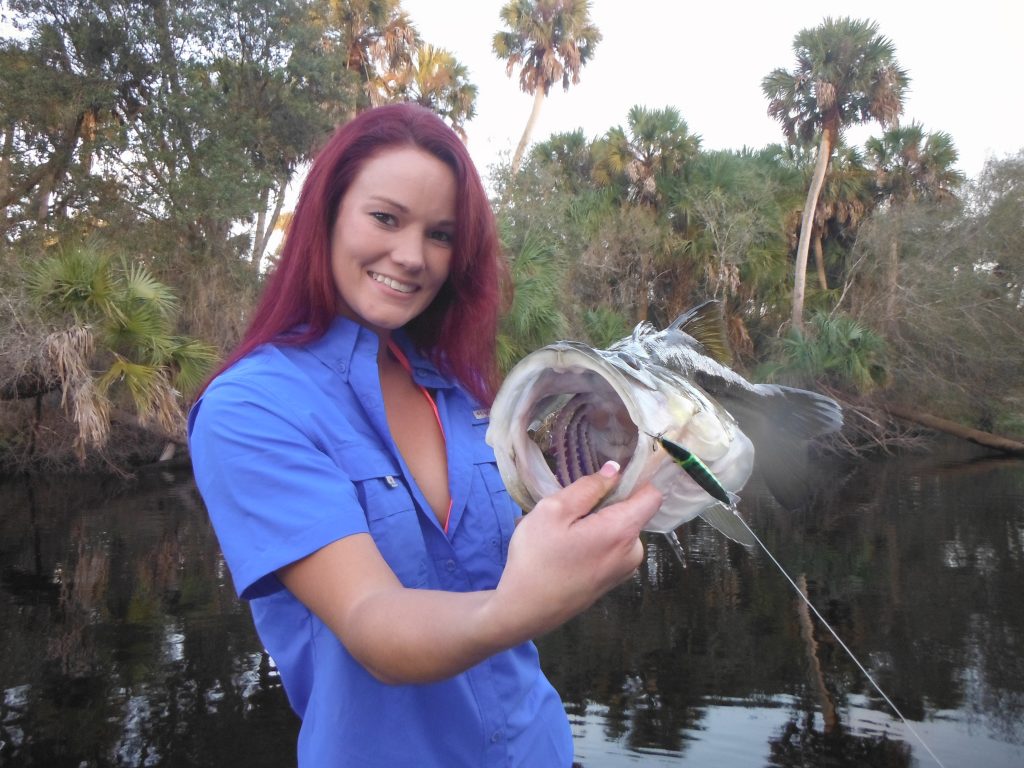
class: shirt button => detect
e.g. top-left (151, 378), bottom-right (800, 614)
top-left (336, 362), bottom-right (346, 373)
top-left (490, 730), bottom-right (503, 743)
top-left (445, 559), bottom-right (457, 572)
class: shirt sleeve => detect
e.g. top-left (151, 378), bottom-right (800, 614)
top-left (188, 373), bottom-right (370, 600)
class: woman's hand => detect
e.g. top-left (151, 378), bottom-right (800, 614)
top-left (482, 461), bottom-right (663, 647)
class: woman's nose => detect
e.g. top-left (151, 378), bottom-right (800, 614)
top-left (391, 232), bottom-right (425, 271)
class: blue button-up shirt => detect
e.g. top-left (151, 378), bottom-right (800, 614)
top-left (188, 317), bottom-right (572, 767)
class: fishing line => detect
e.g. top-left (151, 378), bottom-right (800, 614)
top-left (663, 530), bottom-right (688, 567)
top-left (727, 507), bottom-right (949, 768)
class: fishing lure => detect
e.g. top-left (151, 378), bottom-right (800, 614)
top-left (650, 433), bottom-right (734, 507)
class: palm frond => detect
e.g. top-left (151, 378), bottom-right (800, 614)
top-left (120, 259), bottom-right (179, 318)
top-left (26, 241), bottom-right (120, 323)
top-left (759, 310), bottom-right (887, 393)
top-left (165, 337), bottom-right (221, 395)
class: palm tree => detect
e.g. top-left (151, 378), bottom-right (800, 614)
top-left (865, 122), bottom-right (964, 206)
top-left (381, 44), bottom-right (478, 140)
top-left (591, 105), bottom-right (701, 209)
top-left (24, 240), bottom-right (217, 460)
top-left (762, 17), bottom-right (908, 333)
top-left (865, 122), bottom-right (965, 326)
top-left (330, 0), bottom-right (419, 111)
top-left (493, 0), bottom-right (601, 173)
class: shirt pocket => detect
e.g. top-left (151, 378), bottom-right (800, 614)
top-left (470, 421), bottom-right (520, 566)
top-left (349, 459), bottom-right (430, 589)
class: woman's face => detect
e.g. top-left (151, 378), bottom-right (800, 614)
top-left (330, 145), bottom-right (457, 336)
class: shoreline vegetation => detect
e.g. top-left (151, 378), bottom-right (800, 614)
top-left (1, 3), bottom-right (1021, 477)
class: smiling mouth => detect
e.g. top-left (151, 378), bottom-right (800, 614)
top-left (369, 271), bottom-right (417, 294)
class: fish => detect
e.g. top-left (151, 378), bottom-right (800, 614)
top-left (485, 300), bottom-right (844, 546)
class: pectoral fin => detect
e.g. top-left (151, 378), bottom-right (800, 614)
top-left (699, 503), bottom-right (756, 547)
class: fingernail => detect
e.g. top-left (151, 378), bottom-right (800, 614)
top-left (599, 460), bottom-right (621, 478)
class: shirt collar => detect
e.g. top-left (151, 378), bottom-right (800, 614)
top-left (302, 316), bottom-right (451, 390)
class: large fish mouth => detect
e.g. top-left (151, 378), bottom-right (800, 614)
top-left (527, 374), bottom-right (639, 486)
top-left (487, 343), bottom-right (663, 512)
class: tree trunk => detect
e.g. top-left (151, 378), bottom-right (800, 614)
top-left (638, 249), bottom-right (650, 323)
top-left (35, 171), bottom-right (53, 223)
top-left (885, 404), bottom-right (1024, 455)
top-left (792, 130), bottom-right (833, 334)
top-left (885, 233), bottom-right (900, 334)
top-left (0, 128), bottom-right (12, 232)
top-left (0, 372), bottom-right (59, 401)
top-left (251, 179), bottom-right (287, 270)
top-left (253, 185), bottom-right (269, 267)
top-left (511, 87), bottom-right (546, 174)
top-left (813, 229), bottom-right (828, 290)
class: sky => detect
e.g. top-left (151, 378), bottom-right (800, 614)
top-left (400, 0), bottom-right (1023, 182)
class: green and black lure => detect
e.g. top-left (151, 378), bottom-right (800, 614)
top-left (650, 433), bottom-right (736, 507)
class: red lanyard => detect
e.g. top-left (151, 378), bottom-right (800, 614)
top-left (386, 341), bottom-right (453, 533)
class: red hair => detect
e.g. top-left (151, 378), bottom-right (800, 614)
top-left (209, 104), bottom-right (505, 405)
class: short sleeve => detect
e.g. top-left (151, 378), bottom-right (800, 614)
top-left (188, 374), bottom-right (369, 600)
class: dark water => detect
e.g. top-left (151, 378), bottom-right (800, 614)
top-left (1, 450), bottom-right (1022, 767)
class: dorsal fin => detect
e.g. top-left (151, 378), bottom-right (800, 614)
top-left (669, 300), bottom-right (733, 367)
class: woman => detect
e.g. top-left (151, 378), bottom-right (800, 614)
top-left (188, 103), bottom-right (662, 767)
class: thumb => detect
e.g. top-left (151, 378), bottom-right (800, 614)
top-left (548, 460), bottom-right (622, 522)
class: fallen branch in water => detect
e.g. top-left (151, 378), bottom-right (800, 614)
top-left (884, 404), bottom-right (1024, 456)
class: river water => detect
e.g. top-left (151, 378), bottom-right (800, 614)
top-left (1, 448), bottom-right (1022, 767)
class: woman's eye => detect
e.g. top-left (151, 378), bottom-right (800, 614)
top-left (371, 211), bottom-right (396, 226)
top-left (430, 230), bottom-right (454, 244)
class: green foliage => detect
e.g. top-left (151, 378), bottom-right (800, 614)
top-left (676, 149), bottom-right (791, 302)
top-left (26, 238), bottom-right (218, 441)
top-left (27, 242), bottom-right (122, 323)
top-left (759, 311), bottom-right (887, 393)
top-left (0, 0), bottom-right (429, 353)
top-left (1, 3), bottom-right (1016, 456)
top-left (592, 105), bottom-right (700, 210)
top-left (866, 122), bottom-right (966, 205)
top-left (496, 228), bottom-right (567, 372)
top-left (581, 307), bottom-right (631, 348)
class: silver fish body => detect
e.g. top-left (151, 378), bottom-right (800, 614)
top-left (485, 301), bottom-right (844, 545)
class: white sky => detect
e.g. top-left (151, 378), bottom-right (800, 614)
top-left (401, 0), bottom-right (1023, 182)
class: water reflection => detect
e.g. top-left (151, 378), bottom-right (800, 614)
top-left (0, 451), bottom-right (1022, 767)
top-left (0, 472), bottom-right (298, 766)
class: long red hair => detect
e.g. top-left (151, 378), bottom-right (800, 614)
top-left (208, 104), bottom-right (505, 405)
